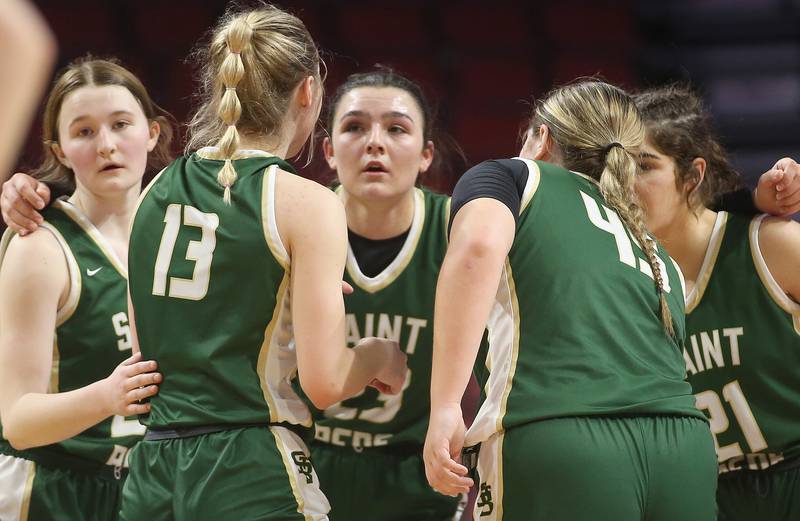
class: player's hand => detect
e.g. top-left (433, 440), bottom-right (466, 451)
top-left (423, 403), bottom-right (473, 497)
top-left (371, 338), bottom-right (407, 395)
top-left (1, 172), bottom-right (50, 235)
top-left (100, 352), bottom-right (161, 417)
top-left (341, 280), bottom-right (353, 295)
top-left (755, 158), bottom-right (800, 216)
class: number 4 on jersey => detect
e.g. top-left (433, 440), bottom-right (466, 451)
top-left (152, 204), bottom-right (219, 301)
top-left (580, 191), bottom-right (671, 292)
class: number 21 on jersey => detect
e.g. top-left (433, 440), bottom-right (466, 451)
top-left (152, 204), bottom-right (219, 301)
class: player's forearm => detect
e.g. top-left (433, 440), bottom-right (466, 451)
top-left (431, 241), bottom-right (505, 410)
top-left (301, 339), bottom-right (387, 410)
top-left (0, 0), bottom-right (56, 180)
top-left (2, 381), bottom-right (110, 450)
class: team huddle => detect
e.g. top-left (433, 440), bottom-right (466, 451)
top-left (0, 4), bottom-right (799, 521)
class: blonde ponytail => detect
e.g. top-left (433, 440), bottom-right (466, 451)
top-left (531, 80), bottom-right (675, 336)
top-left (215, 17), bottom-right (253, 204)
top-left (186, 5), bottom-right (323, 204)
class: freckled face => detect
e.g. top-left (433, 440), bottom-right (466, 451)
top-left (325, 86), bottom-right (433, 202)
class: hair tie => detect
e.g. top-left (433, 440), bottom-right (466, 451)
top-left (602, 141), bottom-right (624, 159)
top-left (225, 87), bottom-right (236, 92)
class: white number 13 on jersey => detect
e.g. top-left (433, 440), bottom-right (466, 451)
top-left (152, 204), bottom-right (219, 301)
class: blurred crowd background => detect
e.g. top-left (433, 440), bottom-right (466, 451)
top-left (12, 0), bottom-right (800, 194)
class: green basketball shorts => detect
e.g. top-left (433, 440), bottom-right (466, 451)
top-left (717, 461), bottom-right (800, 521)
top-left (0, 453), bottom-right (125, 521)
top-left (472, 415), bottom-right (717, 521)
top-left (120, 425), bottom-right (329, 521)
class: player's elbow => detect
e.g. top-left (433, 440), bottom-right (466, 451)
top-left (3, 423), bottom-right (35, 451)
top-left (298, 373), bottom-right (341, 411)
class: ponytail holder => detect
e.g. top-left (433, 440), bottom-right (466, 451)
top-left (602, 141), bottom-right (624, 159)
top-left (225, 87), bottom-right (236, 92)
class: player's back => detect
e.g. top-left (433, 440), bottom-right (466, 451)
top-left (129, 148), bottom-right (310, 430)
top-left (467, 158), bottom-right (702, 445)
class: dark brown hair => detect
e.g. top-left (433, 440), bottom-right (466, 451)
top-left (634, 85), bottom-right (742, 210)
top-left (33, 56), bottom-right (174, 197)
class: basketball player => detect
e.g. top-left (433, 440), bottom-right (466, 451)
top-left (635, 85), bottom-right (800, 521)
top-left (424, 80), bottom-right (717, 521)
top-left (0, 57), bottom-right (170, 521)
top-left (120, 6), bottom-right (406, 520)
top-left (306, 69), bottom-right (464, 520)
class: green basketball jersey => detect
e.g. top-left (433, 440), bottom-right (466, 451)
top-left (466, 158), bottom-right (703, 446)
top-left (684, 211), bottom-right (800, 473)
top-left (0, 199), bottom-right (144, 473)
top-left (128, 148), bottom-right (311, 430)
top-left (305, 188), bottom-right (450, 450)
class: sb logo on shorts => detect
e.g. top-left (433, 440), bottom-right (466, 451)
top-left (477, 482), bottom-right (494, 517)
top-left (291, 451), bottom-right (314, 484)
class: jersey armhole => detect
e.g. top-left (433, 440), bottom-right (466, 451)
top-left (129, 166), bottom-right (169, 239)
top-left (0, 225), bottom-right (81, 327)
top-left (261, 164), bottom-right (290, 269)
top-left (443, 197), bottom-right (452, 245)
top-left (511, 157), bottom-right (541, 213)
top-left (750, 214), bottom-right (800, 318)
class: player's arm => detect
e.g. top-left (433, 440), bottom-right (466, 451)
top-left (0, 231), bottom-right (159, 449)
top-left (277, 173), bottom-right (406, 410)
top-left (424, 160), bottom-right (520, 496)
top-left (424, 198), bottom-right (515, 496)
top-left (0, 0), bottom-right (56, 181)
top-left (758, 216), bottom-right (800, 303)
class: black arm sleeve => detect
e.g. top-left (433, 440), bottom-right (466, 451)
top-left (712, 187), bottom-right (758, 215)
top-left (449, 159), bottom-right (530, 235)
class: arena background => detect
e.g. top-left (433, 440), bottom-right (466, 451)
top-left (11, 0), bottom-right (800, 196)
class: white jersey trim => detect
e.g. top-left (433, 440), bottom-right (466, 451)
top-left (465, 259), bottom-right (520, 446)
top-left (257, 274), bottom-right (313, 427)
top-left (749, 215), bottom-right (800, 334)
top-left (342, 187), bottom-right (425, 294)
top-left (270, 426), bottom-right (330, 520)
top-left (262, 164), bottom-right (290, 269)
top-left (511, 157), bottom-right (541, 213)
top-left (55, 199), bottom-right (128, 279)
top-left (686, 211), bottom-right (728, 313)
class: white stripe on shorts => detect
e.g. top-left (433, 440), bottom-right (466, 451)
top-left (270, 427), bottom-right (331, 521)
top-left (0, 454), bottom-right (36, 521)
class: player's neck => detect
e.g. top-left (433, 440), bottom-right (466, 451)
top-left (344, 190), bottom-right (415, 240)
top-left (68, 185), bottom-right (139, 249)
top-left (657, 207), bottom-right (717, 289)
top-left (238, 133), bottom-right (290, 159)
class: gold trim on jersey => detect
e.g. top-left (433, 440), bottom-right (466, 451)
top-left (341, 187), bottom-right (426, 294)
top-left (443, 196), bottom-right (452, 245)
top-left (130, 166), bottom-right (168, 238)
top-left (48, 336), bottom-right (60, 394)
top-left (465, 258), bottom-right (521, 446)
top-left (686, 211), bottom-right (728, 313)
top-left (195, 146), bottom-right (277, 161)
top-left (55, 200), bottom-right (128, 279)
top-left (670, 257), bottom-right (687, 305)
top-left (270, 426), bottom-right (330, 521)
top-left (37, 223), bottom-right (81, 327)
top-left (20, 458), bottom-right (35, 521)
top-left (473, 432), bottom-right (504, 521)
top-left (257, 273), bottom-right (313, 427)
top-left (511, 157), bottom-right (541, 213)
top-left (261, 164), bottom-right (290, 269)
top-left (749, 215), bottom-right (800, 335)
